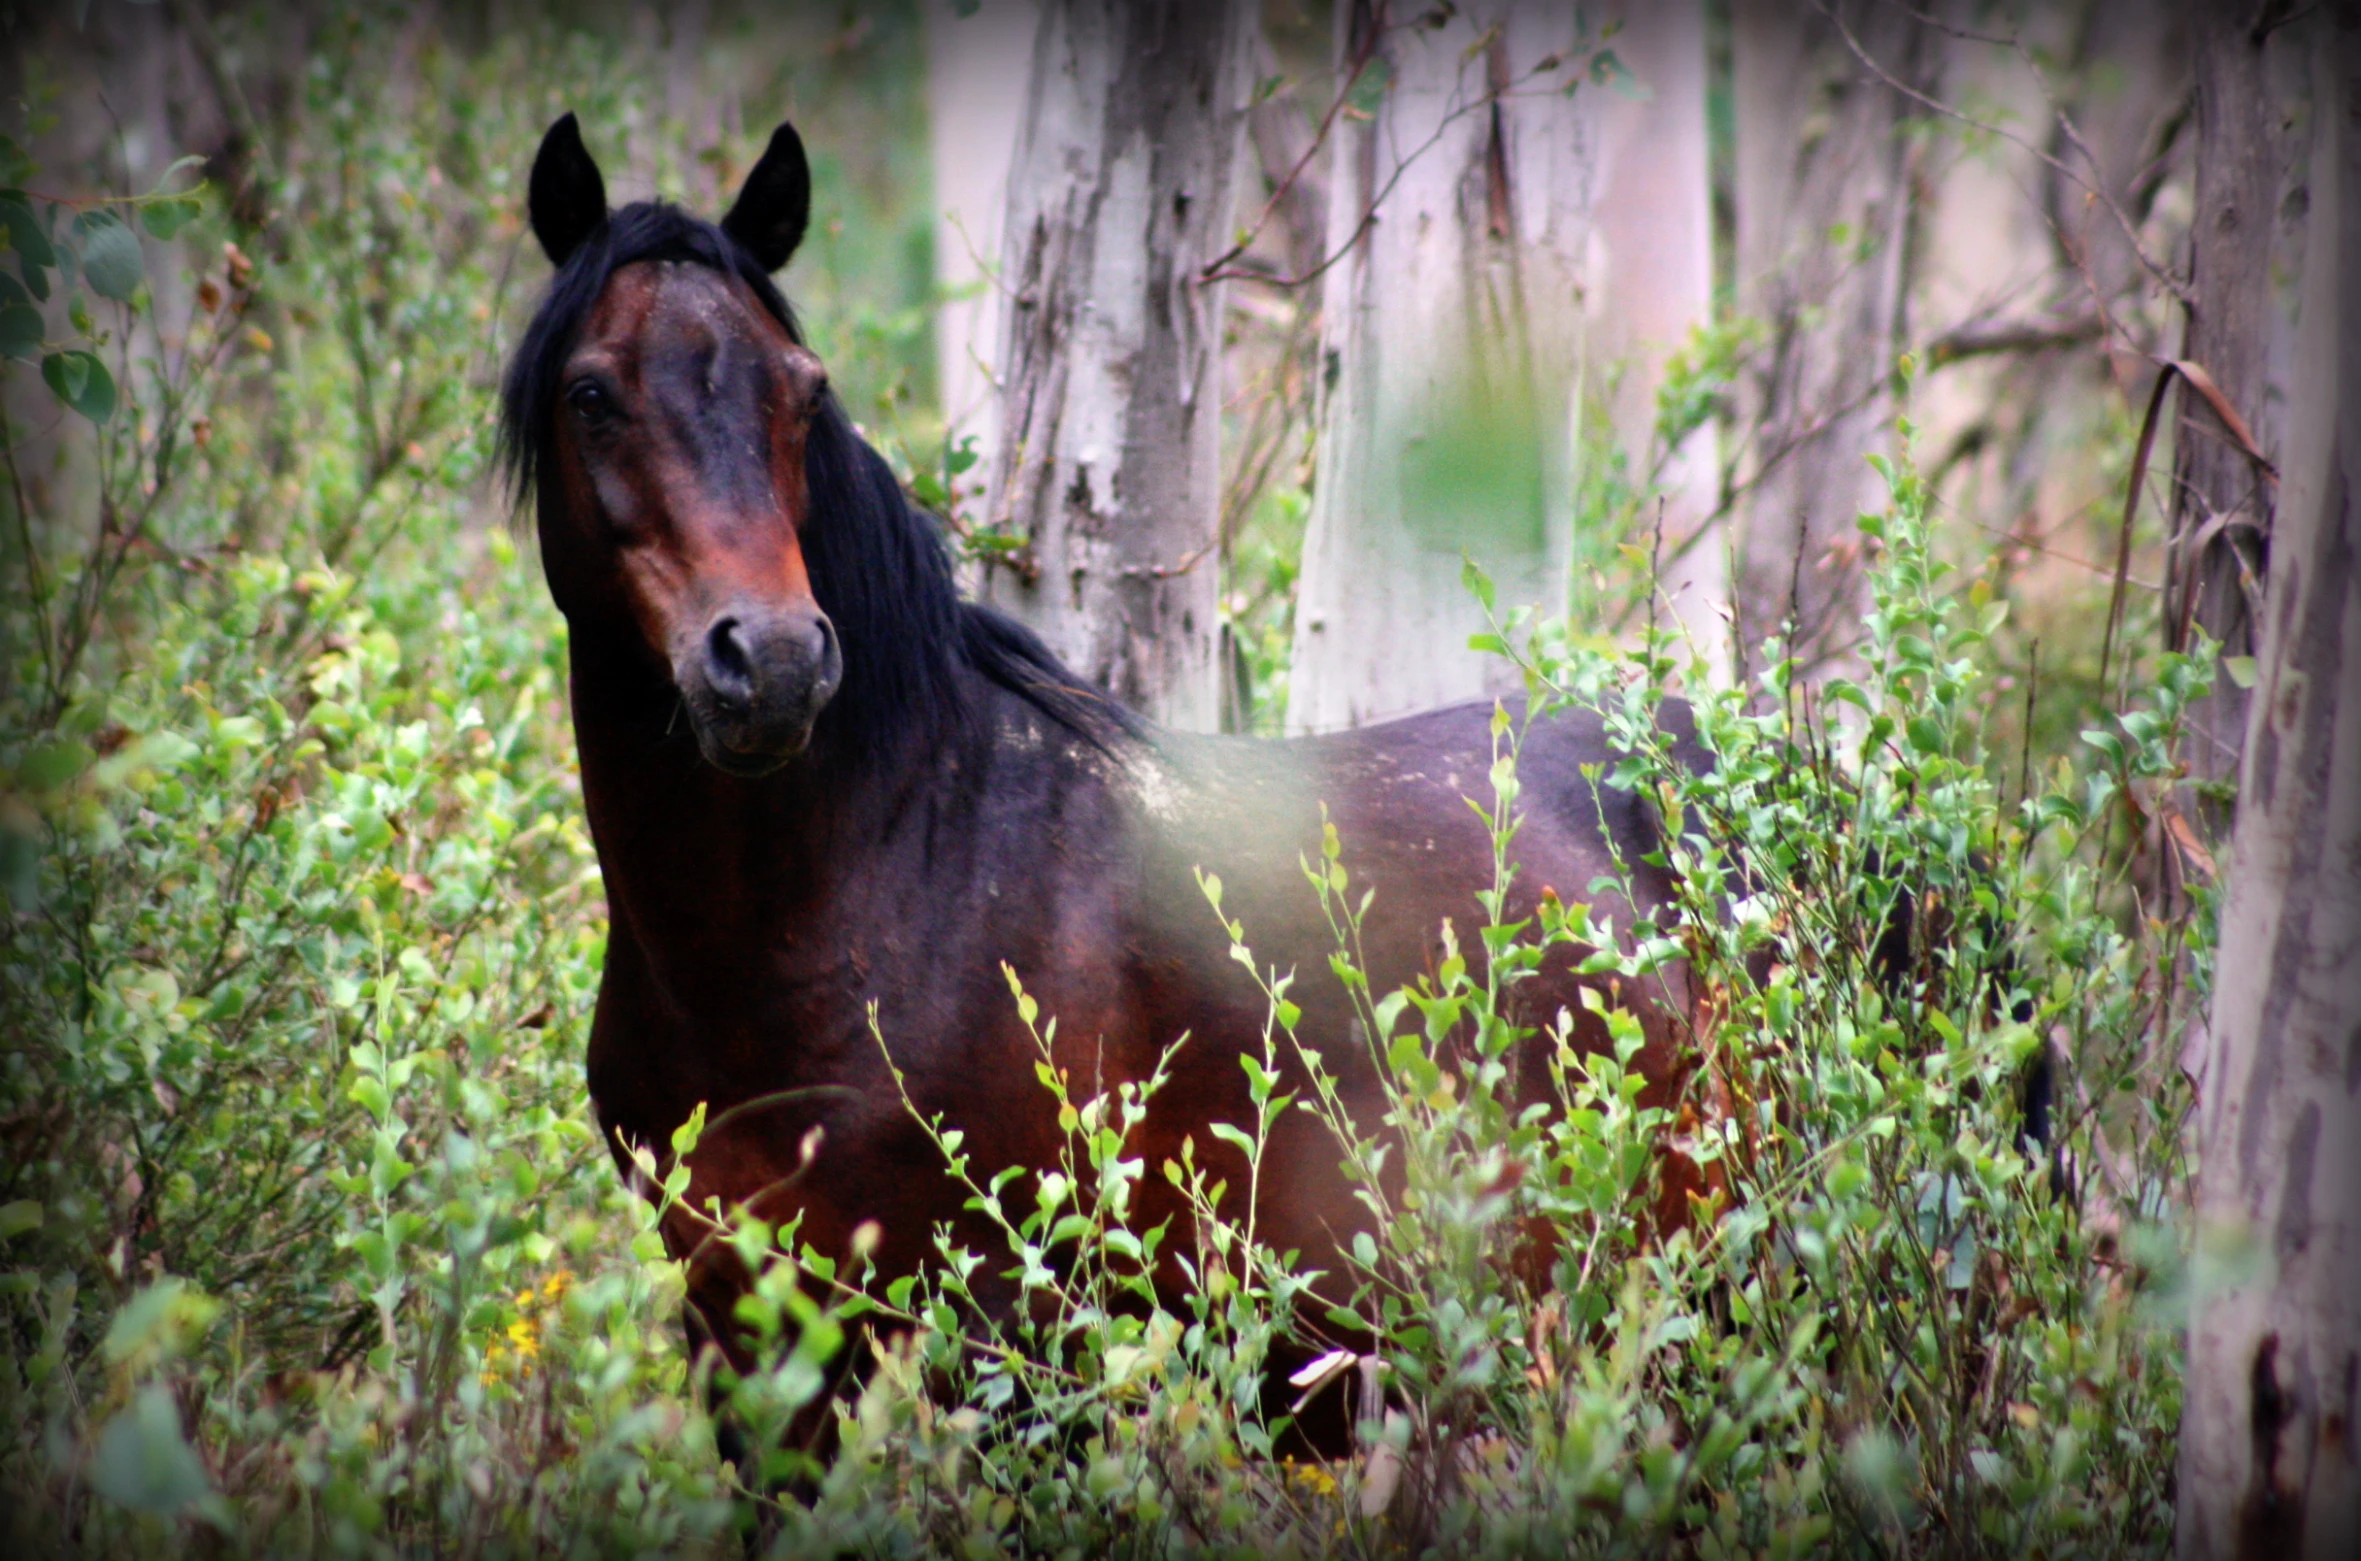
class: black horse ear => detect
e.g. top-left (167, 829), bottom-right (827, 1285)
top-left (721, 122), bottom-right (811, 273)
top-left (529, 113), bottom-right (608, 268)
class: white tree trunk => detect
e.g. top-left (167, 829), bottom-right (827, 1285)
top-left (976, 0), bottom-right (1252, 732)
top-left (2179, 19), bottom-right (2361, 1559)
top-left (925, 0), bottom-right (1040, 513)
top-left (1287, 3), bottom-right (1634, 732)
top-left (1730, 0), bottom-right (1937, 674)
top-left (2168, 0), bottom-right (2313, 827)
top-left (1575, 3), bottom-right (1723, 678)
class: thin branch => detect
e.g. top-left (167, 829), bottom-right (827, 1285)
top-left (1879, 0), bottom-right (2019, 48)
top-left (1119, 541), bottom-right (1216, 581)
top-left (1197, 21), bottom-right (1385, 285)
top-left (1925, 313), bottom-right (2105, 365)
top-left (1201, 23), bottom-right (1567, 290)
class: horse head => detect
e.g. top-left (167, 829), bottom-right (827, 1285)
top-left (514, 114), bottom-right (841, 775)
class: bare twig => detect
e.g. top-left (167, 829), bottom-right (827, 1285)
top-left (2099, 361), bottom-right (2176, 690)
top-left (2102, 353), bottom-right (2280, 686)
top-left (1198, 20), bottom-right (1386, 285)
top-left (1120, 542), bottom-right (1217, 581)
top-left (1925, 313), bottom-right (2105, 365)
top-left (1201, 22), bottom-right (1566, 290)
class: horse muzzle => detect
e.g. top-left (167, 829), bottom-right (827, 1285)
top-left (678, 601), bottom-right (842, 774)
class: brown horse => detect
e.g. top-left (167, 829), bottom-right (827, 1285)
top-left (504, 115), bottom-right (1719, 1451)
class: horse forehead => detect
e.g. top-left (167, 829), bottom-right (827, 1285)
top-left (584, 261), bottom-right (779, 362)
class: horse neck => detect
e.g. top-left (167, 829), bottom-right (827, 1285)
top-left (562, 633), bottom-right (981, 950)
top-left (567, 642), bottom-right (840, 940)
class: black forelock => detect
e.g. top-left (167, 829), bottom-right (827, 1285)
top-left (494, 198), bottom-right (1141, 763)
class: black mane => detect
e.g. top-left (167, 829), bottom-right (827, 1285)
top-left (497, 200), bottom-right (1138, 761)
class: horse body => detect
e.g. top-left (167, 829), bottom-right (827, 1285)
top-left (575, 647), bottom-right (1706, 1339)
top-left (508, 116), bottom-right (1710, 1408)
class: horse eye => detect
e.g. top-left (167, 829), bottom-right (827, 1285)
top-left (567, 379), bottom-right (616, 422)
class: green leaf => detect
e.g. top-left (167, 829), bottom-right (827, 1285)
top-left (140, 195), bottom-right (202, 241)
top-left (46, 349), bottom-right (85, 401)
top-left (0, 1200), bottom-right (40, 1242)
top-left (41, 349), bottom-right (114, 423)
top-left (90, 1386), bottom-right (212, 1515)
top-left (1590, 48), bottom-right (1650, 101)
top-left (1462, 555), bottom-right (1497, 615)
top-left (74, 211), bottom-right (144, 301)
top-left (671, 1099), bottom-right (708, 1157)
top-left (1345, 56), bottom-right (1392, 115)
top-left (2223, 655), bottom-right (2257, 689)
top-left (1, 192), bottom-right (56, 269)
top-left (3, 198), bottom-right (53, 301)
top-left (0, 301), bottom-right (39, 361)
top-left (18, 740), bottom-right (93, 792)
top-left (102, 1278), bottom-right (219, 1368)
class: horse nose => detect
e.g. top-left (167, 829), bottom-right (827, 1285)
top-left (701, 608), bottom-right (838, 707)
top-left (686, 604), bottom-right (840, 769)
top-left (704, 616), bottom-right (756, 709)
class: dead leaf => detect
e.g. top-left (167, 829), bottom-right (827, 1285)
top-left (2161, 806), bottom-right (2218, 881)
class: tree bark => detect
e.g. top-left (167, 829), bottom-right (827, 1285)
top-left (1285, 2), bottom-right (1639, 732)
top-left (977, 0), bottom-right (1253, 732)
top-left (2167, 0), bottom-right (2312, 823)
top-left (2178, 16), bottom-right (2361, 1558)
top-left (925, 0), bottom-right (1040, 514)
top-left (1729, 0), bottom-right (1938, 674)
top-left (1579, 3), bottom-right (1723, 675)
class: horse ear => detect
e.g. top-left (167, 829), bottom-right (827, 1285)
top-left (529, 113), bottom-right (608, 268)
top-left (721, 122), bottom-right (811, 273)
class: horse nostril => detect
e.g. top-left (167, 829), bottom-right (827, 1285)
top-left (705, 617), bottom-right (754, 704)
